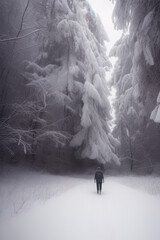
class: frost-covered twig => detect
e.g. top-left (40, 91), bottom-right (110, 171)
top-left (1, 101), bottom-right (28, 125)
top-left (12, 197), bottom-right (28, 215)
top-left (37, 130), bottom-right (71, 146)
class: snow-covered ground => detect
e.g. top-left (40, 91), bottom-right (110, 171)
top-left (1, 167), bottom-right (160, 240)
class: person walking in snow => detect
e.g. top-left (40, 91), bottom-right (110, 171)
top-left (94, 167), bottom-right (104, 194)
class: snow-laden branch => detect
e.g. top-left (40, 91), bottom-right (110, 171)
top-left (37, 131), bottom-right (72, 146)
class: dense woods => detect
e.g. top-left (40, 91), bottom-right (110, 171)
top-left (0, 0), bottom-right (118, 172)
top-left (111, 0), bottom-right (160, 172)
top-left (2, 2), bottom-right (160, 240)
top-left (1, 0), bottom-right (160, 173)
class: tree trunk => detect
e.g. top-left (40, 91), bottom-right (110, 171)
top-left (129, 137), bottom-right (134, 171)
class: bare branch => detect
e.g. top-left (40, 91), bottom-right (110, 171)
top-left (14, 43), bottom-right (41, 53)
top-left (17, 0), bottom-right (31, 37)
top-left (12, 197), bottom-right (28, 215)
top-left (0, 29), bottom-right (40, 43)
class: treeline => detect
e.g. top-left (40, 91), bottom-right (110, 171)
top-left (0, 0), bottom-right (118, 172)
top-left (111, 0), bottom-right (160, 173)
top-left (2, 0), bottom-right (160, 174)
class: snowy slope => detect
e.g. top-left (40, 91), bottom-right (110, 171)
top-left (1, 169), bottom-right (160, 240)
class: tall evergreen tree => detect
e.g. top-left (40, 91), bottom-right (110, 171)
top-left (112, 0), bottom-right (160, 171)
top-left (24, 0), bottom-right (119, 166)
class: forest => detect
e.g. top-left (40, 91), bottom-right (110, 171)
top-left (0, 0), bottom-right (160, 174)
top-left (1, 1), bottom-right (160, 240)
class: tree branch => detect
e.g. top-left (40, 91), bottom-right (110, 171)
top-left (17, 0), bottom-right (31, 37)
top-left (0, 29), bottom-right (40, 43)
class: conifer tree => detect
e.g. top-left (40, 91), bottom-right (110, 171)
top-left (112, 0), bottom-right (160, 170)
top-left (24, 0), bottom-right (119, 165)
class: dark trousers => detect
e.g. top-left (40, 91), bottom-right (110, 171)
top-left (96, 181), bottom-right (102, 193)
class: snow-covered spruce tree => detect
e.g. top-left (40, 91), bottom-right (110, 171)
top-left (110, 35), bottom-right (147, 170)
top-left (113, 0), bottom-right (160, 119)
top-left (68, 1), bottom-right (119, 165)
top-left (24, 0), bottom-right (119, 166)
top-left (112, 0), bottom-right (160, 171)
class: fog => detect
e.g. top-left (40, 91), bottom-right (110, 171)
top-left (1, 0), bottom-right (160, 239)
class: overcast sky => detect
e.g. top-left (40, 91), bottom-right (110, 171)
top-left (87, 0), bottom-right (122, 52)
top-left (87, 0), bottom-right (122, 128)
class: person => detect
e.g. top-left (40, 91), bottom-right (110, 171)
top-left (94, 167), bottom-right (104, 194)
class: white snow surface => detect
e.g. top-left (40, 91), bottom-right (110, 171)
top-left (1, 167), bottom-right (160, 240)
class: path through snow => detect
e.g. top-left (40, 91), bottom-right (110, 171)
top-left (1, 171), bottom-right (160, 240)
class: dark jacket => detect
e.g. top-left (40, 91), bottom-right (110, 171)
top-left (95, 170), bottom-right (104, 183)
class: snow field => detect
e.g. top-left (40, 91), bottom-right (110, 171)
top-left (1, 169), bottom-right (160, 240)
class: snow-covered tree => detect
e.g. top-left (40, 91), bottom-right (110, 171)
top-left (112, 0), bottom-right (160, 171)
top-left (23, 0), bottom-right (119, 166)
top-left (113, 0), bottom-right (160, 117)
top-left (110, 35), bottom-right (146, 170)
top-left (0, 0), bottom-right (39, 165)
